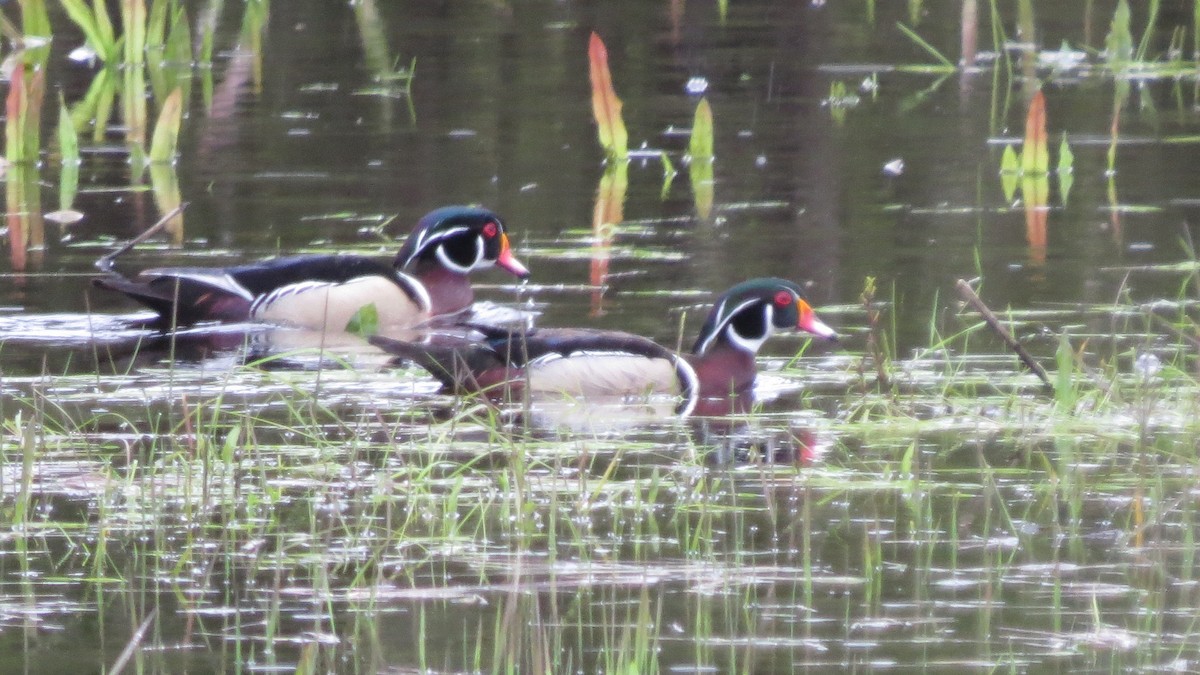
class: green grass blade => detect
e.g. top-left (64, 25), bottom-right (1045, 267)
top-left (60, 0), bottom-right (107, 61)
top-left (897, 22), bottom-right (954, 68)
top-left (1135, 0), bottom-right (1160, 62)
top-left (122, 0), bottom-right (148, 65)
top-left (92, 0), bottom-right (117, 60)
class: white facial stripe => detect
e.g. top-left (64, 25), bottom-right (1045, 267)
top-left (473, 235), bottom-right (490, 270)
top-left (405, 225), bottom-right (472, 267)
top-left (696, 298), bottom-right (760, 355)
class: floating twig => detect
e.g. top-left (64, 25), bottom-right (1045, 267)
top-left (956, 279), bottom-right (1053, 392)
top-left (94, 203), bottom-right (187, 272)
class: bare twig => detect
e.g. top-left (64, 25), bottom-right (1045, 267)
top-left (956, 279), bottom-right (1053, 392)
top-left (95, 204), bottom-right (188, 272)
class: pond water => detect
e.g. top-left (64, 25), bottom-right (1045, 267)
top-left (3, 0), bottom-right (1200, 672)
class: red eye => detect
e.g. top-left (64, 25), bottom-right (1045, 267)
top-left (482, 221), bottom-right (498, 238)
top-left (773, 290), bottom-right (793, 307)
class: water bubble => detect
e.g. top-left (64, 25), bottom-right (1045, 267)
top-left (685, 77), bottom-right (709, 95)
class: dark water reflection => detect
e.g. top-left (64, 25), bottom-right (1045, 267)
top-left (10, 1), bottom-right (1200, 353)
top-left (4, 0), bottom-right (1200, 672)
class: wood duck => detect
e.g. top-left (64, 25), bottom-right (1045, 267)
top-left (93, 206), bottom-right (530, 331)
top-left (369, 278), bottom-right (837, 416)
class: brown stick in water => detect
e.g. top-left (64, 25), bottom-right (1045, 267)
top-left (94, 203), bottom-right (188, 272)
top-left (955, 279), bottom-right (1053, 392)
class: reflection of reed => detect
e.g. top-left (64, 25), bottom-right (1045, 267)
top-left (960, 0), bottom-right (977, 69)
top-left (149, 164), bottom-right (184, 245)
top-left (352, 0), bottom-right (417, 126)
top-left (959, 0), bottom-right (977, 101)
top-left (694, 415), bottom-right (825, 468)
top-left (5, 65), bottom-right (45, 165)
top-left (196, 2), bottom-right (268, 163)
top-left (689, 157), bottom-right (713, 220)
top-left (667, 0), bottom-right (683, 45)
top-left (1022, 176), bottom-right (1049, 267)
top-left (4, 61), bottom-right (46, 276)
top-left (1019, 91), bottom-right (1049, 267)
top-left (122, 62), bottom-right (148, 158)
top-left (1107, 95), bottom-right (1126, 247)
top-left (590, 163), bottom-right (627, 317)
top-left (6, 165), bottom-right (44, 275)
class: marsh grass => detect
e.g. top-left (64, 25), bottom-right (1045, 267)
top-left (7, 2), bottom-right (1200, 673)
top-left (6, 281), bottom-right (1200, 672)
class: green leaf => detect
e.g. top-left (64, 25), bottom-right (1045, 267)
top-left (1104, 0), bottom-right (1133, 68)
top-left (221, 425), bottom-right (240, 465)
top-left (92, 0), bottom-right (117, 60)
top-left (57, 95), bottom-right (80, 166)
top-left (1056, 133), bottom-right (1074, 175)
top-left (60, 0), bottom-right (117, 62)
top-left (689, 98), bottom-right (713, 160)
top-left (149, 87), bottom-right (183, 163)
top-left (346, 303), bottom-right (380, 337)
top-left (199, 13), bottom-right (216, 64)
top-left (150, 6), bottom-right (192, 102)
top-left (688, 98), bottom-right (715, 218)
top-left (164, 6), bottom-right (192, 66)
top-left (588, 32), bottom-right (628, 160)
top-left (1056, 133), bottom-right (1074, 206)
top-left (146, 0), bottom-right (169, 52)
top-left (59, 163), bottom-right (80, 213)
top-left (1054, 331), bottom-right (1076, 411)
top-left (149, 163), bottom-right (183, 242)
top-left (659, 152), bottom-right (676, 200)
top-left (1000, 144), bottom-right (1020, 174)
top-left (58, 95), bottom-right (81, 212)
top-left (121, 0), bottom-right (148, 65)
top-left (1000, 144), bottom-right (1019, 201)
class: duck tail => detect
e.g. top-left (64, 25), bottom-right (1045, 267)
top-left (369, 334), bottom-right (495, 392)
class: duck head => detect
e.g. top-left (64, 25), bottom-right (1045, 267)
top-left (691, 278), bottom-right (837, 357)
top-left (684, 278), bottom-right (837, 403)
top-left (393, 206), bottom-right (529, 315)
top-left (394, 206), bottom-right (530, 279)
